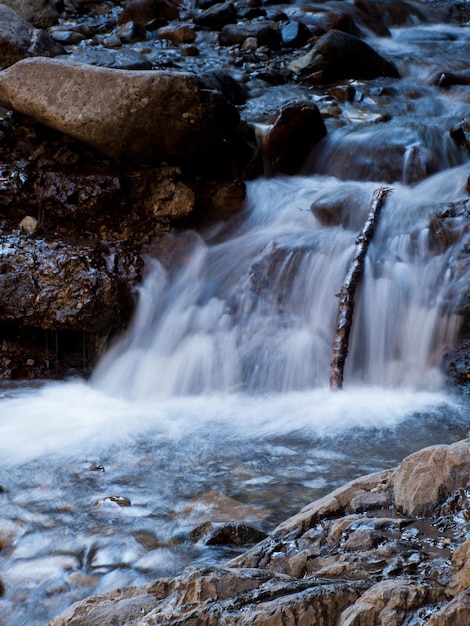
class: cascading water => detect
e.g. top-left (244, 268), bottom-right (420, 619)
top-left (1, 17), bottom-right (470, 626)
top-left (93, 168), bottom-right (467, 396)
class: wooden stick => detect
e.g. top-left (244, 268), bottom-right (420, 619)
top-left (330, 186), bottom-right (391, 390)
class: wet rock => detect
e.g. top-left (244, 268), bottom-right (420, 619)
top-left (0, 5), bottom-right (65, 68)
top-left (157, 25), bottom-right (196, 43)
top-left (0, 58), bottom-right (239, 161)
top-left (0, 235), bottom-right (137, 335)
top-left (393, 440), bottom-right (470, 516)
top-left (280, 20), bottom-right (311, 48)
top-left (434, 71), bottom-right (470, 88)
top-left (288, 29), bottom-right (400, 83)
top-left (220, 21), bottom-right (281, 49)
top-left (444, 339), bottom-right (470, 385)
top-left (194, 1), bottom-right (237, 28)
top-left (118, 0), bottom-right (180, 25)
top-left (262, 100), bottom-right (327, 175)
top-left (289, 9), bottom-right (358, 38)
top-left (116, 21), bottom-right (147, 43)
top-left (201, 70), bottom-right (247, 105)
top-left (0, 0), bottom-right (59, 28)
top-left (190, 522), bottom-right (267, 546)
top-left (50, 30), bottom-right (88, 45)
top-left (96, 496), bottom-right (131, 507)
top-left (450, 117), bottom-right (470, 154)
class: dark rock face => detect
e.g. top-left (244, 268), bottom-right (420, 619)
top-left (47, 440), bottom-right (470, 625)
top-left (0, 234), bottom-right (142, 379)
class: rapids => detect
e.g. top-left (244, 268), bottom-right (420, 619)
top-left (1, 16), bottom-right (470, 626)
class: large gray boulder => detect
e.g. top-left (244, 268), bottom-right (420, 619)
top-left (0, 57), bottom-right (240, 161)
top-left (0, 0), bottom-right (58, 28)
top-left (0, 5), bottom-right (64, 68)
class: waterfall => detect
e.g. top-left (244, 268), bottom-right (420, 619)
top-left (93, 164), bottom-right (469, 398)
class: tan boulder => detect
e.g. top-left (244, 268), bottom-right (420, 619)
top-left (0, 58), bottom-right (239, 161)
top-left (392, 439), bottom-right (470, 516)
top-left (339, 579), bottom-right (437, 626)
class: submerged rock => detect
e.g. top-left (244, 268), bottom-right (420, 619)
top-left (0, 58), bottom-right (239, 161)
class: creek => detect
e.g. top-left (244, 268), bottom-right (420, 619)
top-left (1, 16), bottom-right (470, 626)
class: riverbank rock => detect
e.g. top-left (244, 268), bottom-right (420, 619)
top-left (0, 58), bottom-right (239, 162)
top-left (0, 5), bottom-right (64, 68)
top-left (47, 439), bottom-right (470, 625)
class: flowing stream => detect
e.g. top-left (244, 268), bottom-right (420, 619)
top-left (1, 18), bottom-right (470, 626)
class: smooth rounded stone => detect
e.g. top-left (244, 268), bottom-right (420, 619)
top-left (0, 58), bottom-right (239, 161)
top-left (193, 1), bottom-right (237, 28)
top-left (0, 5), bottom-right (65, 68)
top-left (50, 30), bottom-right (88, 45)
top-left (220, 21), bottom-right (281, 49)
top-left (393, 439), bottom-right (470, 516)
top-left (189, 522), bottom-right (267, 546)
top-left (118, 0), bottom-right (180, 25)
top-left (262, 100), bottom-right (327, 175)
top-left (288, 29), bottom-right (400, 82)
top-left (280, 20), bottom-right (311, 48)
top-left (0, 0), bottom-right (58, 28)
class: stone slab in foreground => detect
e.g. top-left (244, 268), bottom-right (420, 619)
top-left (0, 58), bottom-right (239, 161)
top-left (48, 438), bottom-right (470, 625)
